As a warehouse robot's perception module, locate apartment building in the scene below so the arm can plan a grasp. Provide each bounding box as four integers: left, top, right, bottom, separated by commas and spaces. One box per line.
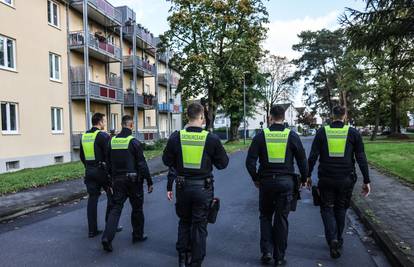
0, 0, 182, 173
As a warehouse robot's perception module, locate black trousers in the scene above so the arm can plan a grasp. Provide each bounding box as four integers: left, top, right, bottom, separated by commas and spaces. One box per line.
102, 176, 144, 242
318, 177, 355, 246
84, 167, 112, 233
259, 175, 294, 260
175, 183, 213, 266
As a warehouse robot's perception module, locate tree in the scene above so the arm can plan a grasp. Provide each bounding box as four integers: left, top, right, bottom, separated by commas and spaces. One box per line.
289, 29, 348, 117
342, 0, 414, 133
260, 55, 295, 125
159, 0, 269, 131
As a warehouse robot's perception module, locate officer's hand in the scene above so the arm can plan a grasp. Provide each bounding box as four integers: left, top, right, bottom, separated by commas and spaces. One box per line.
362, 183, 371, 197
254, 181, 260, 189
167, 191, 174, 201
107, 187, 113, 195
148, 185, 154, 194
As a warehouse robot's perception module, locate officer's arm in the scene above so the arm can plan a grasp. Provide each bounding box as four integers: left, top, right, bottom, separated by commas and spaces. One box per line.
132, 140, 153, 186
245, 134, 260, 182
79, 140, 86, 166
291, 133, 308, 183
308, 129, 322, 177
162, 132, 177, 168
106, 142, 112, 176
100, 133, 111, 163
353, 130, 370, 184
211, 135, 229, 170
167, 167, 177, 191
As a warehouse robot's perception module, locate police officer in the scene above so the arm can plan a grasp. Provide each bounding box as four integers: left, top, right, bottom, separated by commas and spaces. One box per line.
163, 103, 229, 267
307, 106, 371, 259
101, 115, 153, 252
246, 105, 308, 266
80, 113, 115, 238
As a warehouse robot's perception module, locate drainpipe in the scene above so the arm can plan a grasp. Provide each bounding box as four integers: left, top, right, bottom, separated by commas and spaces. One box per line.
83, 0, 91, 129
132, 23, 138, 136
66, 3, 74, 161
155, 47, 160, 140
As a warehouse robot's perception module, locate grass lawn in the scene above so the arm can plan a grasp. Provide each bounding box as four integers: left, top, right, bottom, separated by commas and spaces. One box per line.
0, 149, 164, 195
223, 140, 251, 154
364, 141, 414, 184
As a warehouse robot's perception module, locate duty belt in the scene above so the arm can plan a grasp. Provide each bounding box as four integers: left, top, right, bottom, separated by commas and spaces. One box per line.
113, 173, 139, 182
176, 176, 213, 188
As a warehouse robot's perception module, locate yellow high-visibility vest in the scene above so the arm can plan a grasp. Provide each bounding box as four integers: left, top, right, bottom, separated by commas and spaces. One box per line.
180, 129, 209, 169
264, 128, 290, 163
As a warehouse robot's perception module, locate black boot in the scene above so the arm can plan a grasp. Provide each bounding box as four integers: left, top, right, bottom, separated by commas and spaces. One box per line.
101, 238, 113, 252
274, 259, 287, 266
132, 234, 148, 243
178, 253, 186, 267
261, 253, 272, 265
330, 240, 341, 259
88, 230, 102, 238
116, 226, 123, 232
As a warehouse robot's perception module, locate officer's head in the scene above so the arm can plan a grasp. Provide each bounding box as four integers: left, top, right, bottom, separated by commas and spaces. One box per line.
187, 103, 205, 126
122, 115, 134, 130
269, 105, 285, 124
92, 113, 106, 130
332, 106, 347, 121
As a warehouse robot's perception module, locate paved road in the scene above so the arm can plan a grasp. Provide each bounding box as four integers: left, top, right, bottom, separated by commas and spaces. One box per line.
0, 138, 389, 267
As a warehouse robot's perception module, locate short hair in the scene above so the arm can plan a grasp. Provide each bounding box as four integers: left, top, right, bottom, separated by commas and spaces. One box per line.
270, 105, 285, 121
187, 103, 204, 121
92, 113, 105, 126
121, 115, 133, 127
332, 106, 346, 120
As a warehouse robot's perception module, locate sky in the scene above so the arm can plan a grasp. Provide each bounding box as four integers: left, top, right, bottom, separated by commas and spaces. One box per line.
110, 0, 367, 105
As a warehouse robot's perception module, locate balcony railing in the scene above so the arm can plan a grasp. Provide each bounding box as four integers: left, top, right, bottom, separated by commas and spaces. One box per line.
158, 72, 179, 87
123, 25, 156, 47
70, 0, 122, 25
134, 131, 159, 142
124, 92, 156, 108
70, 67, 123, 103
158, 103, 172, 112
123, 56, 156, 76
69, 31, 122, 61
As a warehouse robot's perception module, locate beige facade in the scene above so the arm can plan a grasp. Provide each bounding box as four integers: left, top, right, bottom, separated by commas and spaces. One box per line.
0, 0, 182, 173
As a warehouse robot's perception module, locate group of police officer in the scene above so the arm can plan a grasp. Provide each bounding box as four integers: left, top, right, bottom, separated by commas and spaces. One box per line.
80, 103, 371, 267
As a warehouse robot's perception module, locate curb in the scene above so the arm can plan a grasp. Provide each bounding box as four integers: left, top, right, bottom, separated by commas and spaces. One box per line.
351, 199, 414, 267
0, 168, 168, 223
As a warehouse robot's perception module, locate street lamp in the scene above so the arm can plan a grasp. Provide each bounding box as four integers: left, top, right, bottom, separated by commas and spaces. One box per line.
243, 71, 250, 144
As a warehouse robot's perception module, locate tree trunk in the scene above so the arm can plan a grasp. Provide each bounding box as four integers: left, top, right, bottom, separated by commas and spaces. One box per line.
229, 119, 240, 141
370, 103, 380, 141
204, 93, 216, 132
390, 90, 398, 134
265, 103, 270, 127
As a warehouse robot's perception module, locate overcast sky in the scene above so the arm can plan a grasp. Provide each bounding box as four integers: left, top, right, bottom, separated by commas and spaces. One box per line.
110, 0, 367, 105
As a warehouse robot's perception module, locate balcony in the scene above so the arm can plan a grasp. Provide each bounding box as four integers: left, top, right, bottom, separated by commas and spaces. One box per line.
135, 131, 159, 142
123, 25, 156, 49
158, 52, 168, 64
70, 0, 122, 27
69, 31, 122, 62
158, 103, 172, 113
158, 72, 179, 87
124, 92, 157, 109
70, 67, 123, 104
123, 56, 156, 77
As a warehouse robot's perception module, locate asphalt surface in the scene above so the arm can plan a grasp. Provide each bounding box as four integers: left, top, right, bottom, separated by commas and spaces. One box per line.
0, 137, 390, 267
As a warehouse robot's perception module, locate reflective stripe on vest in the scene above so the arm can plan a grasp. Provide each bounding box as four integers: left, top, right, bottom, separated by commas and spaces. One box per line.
180, 129, 208, 169
81, 130, 100, 161
325, 125, 350, 157
264, 128, 290, 163
111, 135, 134, 150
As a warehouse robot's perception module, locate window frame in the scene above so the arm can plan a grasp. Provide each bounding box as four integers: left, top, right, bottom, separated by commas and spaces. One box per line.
1, 0, 13, 8
110, 113, 118, 131
51, 107, 63, 134
1, 102, 19, 135
49, 52, 61, 82
47, 0, 60, 29
0, 35, 16, 71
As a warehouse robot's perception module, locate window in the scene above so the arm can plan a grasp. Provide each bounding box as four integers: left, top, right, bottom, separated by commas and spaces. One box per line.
107, 35, 115, 45
47, 0, 60, 28
51, 107, 63, 133
144, 84, 150, 94
145, 116, 151, 126
1, 102, 18, 134
1, 0, 13, 7
110, 113, 118, 131
6, 161, 19, 171
49, 53, 61, 81
0, 35, 16, 70
54, 156, 64, 164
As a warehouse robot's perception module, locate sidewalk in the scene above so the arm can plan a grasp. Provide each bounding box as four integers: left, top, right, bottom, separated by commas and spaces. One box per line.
0, 156, 168, 222
353, 166, 414, 266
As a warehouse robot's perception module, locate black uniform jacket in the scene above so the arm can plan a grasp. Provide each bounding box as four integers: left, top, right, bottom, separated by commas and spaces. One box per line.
163, 126, 229, 191
107, 128, 153, 186
308, 121, 370, 184
245, 123, 308, 183
79, 127, 110, 166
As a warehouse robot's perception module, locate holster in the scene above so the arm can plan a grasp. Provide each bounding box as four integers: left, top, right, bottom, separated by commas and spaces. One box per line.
208, 197, 220, 224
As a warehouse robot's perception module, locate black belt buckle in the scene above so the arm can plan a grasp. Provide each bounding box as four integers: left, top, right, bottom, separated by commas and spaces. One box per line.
126, 173, 138, 183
